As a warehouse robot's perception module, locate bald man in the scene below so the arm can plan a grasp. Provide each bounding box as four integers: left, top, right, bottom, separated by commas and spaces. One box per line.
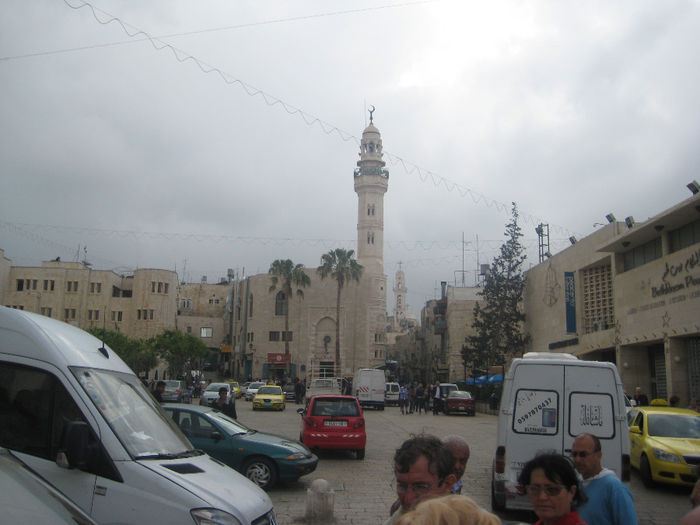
572, 433, 637, 525
443, 435, 470, 494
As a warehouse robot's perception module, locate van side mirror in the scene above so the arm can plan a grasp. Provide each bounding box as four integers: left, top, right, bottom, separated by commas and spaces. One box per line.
57, 421, 90, 469
628, 425, 641, 434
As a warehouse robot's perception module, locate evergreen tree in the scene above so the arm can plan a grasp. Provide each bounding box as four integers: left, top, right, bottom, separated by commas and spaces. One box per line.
463, 203, 530, 375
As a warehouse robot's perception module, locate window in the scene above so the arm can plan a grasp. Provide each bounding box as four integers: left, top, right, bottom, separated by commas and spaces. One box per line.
66, 281, 78, 292
282, 331, 293, 342
180, 299, 192, 309
164, 283, 169, 294
111, 311, 123, 322
149, 309, 154, 320
151, 282, 156, 293
187, 326, 192, 333
16, 279, 23, 291
622, 238, 662, 272
582, 264, 614, 334
31, 280, 37, 290
269, 331, 280, 341
43, 280, 54, 291
200, 327, 213, 338
248, 295, 254, 317
90, 282, 102, 293
157, 282, 163, 293
88, 310, 100, 321
247, 332, 254, 343
40, 307, 52, 317
64, 309, 76, 320
275, 291, 287, 316
669, 218, 700, 253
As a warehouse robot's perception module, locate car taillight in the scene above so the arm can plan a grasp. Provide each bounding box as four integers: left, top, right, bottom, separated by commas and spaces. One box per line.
621, 453, 631, 482
303, 416, 318, 428
495, 446, 505, 474
175, 389, 181, 394
353, 418, 365, 429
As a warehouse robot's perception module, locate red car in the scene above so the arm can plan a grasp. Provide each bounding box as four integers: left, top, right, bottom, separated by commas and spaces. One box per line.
297, 395, 366, 459
444, 390, 475, 416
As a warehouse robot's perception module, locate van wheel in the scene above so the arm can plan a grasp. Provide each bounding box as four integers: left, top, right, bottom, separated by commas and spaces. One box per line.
491, 482, 505, 512
243, 457, 277, 490
356, 449, 365, 460
640, 455, 655, 488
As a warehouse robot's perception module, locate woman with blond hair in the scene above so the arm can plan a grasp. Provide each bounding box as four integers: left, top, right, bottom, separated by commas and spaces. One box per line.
396, 495, 501, 525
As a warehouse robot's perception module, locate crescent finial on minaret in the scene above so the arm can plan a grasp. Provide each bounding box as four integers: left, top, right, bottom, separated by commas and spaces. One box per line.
369, 105, 375, 124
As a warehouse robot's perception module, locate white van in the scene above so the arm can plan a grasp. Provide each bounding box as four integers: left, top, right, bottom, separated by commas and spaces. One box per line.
0, 307, 276, 525
491, 352, 630, 512
385, 382, 400, 406
305, 377, 342, 400
354, 368, 385, 410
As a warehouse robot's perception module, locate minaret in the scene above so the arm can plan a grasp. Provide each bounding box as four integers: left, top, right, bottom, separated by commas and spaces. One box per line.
393, 263, 407, 331
354, 106, 388, 275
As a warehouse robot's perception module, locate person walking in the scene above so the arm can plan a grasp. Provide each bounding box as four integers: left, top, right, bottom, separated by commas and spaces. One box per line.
399, 383, 409, 415
211, 386, 237, 419
634, 386, 649, 407
572, 433, 637, 525
415, 383, 425, 414
432, 381, 442, 415
153, 381, 166, 403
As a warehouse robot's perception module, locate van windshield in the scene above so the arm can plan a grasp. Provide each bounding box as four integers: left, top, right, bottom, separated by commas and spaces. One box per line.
72, 367, 192, 458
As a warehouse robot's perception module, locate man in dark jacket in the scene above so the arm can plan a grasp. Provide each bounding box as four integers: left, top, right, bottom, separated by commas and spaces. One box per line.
211, 387, 237, 419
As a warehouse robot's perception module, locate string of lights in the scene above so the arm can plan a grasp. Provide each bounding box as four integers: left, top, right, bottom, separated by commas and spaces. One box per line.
50, 0, 579, 239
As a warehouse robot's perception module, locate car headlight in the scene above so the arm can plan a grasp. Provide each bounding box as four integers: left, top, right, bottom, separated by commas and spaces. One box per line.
653, 448, 681, 463
284, 452, 307, 460
190, 508, 243, 525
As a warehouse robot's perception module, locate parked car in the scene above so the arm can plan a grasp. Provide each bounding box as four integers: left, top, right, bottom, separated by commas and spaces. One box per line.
164, 404, 317, 490
385, 382, 400, 406
245, 381, 266, 401
161, 379, 192, 403
628, 406, 700, 487
253, 385, 286, 411
1, 447, 99, 524
199, 381, 236, 406
297, 395, 366, 459
282, 383, 296, 401
444, 390, 475, 416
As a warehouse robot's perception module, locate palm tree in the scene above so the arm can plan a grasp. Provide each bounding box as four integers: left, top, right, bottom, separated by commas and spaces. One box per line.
268, 260, 311, 372
317, 248, 363, 376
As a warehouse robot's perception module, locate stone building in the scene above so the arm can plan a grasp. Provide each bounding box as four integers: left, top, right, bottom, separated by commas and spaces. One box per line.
524, 189, 700, 403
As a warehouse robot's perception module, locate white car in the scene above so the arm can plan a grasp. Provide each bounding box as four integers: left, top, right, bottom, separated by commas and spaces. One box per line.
245, 381, 266, 401
199, 382, 236, 406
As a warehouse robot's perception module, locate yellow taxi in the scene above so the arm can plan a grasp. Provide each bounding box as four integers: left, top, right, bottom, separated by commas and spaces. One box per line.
226, 381, 242, 398
628, 406, 700, 487
253, 385, 286, 411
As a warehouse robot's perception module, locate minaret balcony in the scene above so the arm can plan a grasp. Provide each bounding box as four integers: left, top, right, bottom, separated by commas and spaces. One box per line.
354, 167, 389, 178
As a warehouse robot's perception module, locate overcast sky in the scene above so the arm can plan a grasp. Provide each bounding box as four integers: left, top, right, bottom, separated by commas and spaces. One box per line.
1, 0, 698, 317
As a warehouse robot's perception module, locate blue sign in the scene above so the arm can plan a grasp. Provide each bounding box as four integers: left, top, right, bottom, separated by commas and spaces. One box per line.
565, 272, 576, 333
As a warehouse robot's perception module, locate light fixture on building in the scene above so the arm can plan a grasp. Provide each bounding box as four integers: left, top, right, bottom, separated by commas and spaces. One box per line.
569, 236, 577, 245
625, 216, 635, 229
622, 362, 629, 369
688, 180, 700, 195
654, 224, 664, 232
606, 213, 616, 223
621, 241, 631, 248
674, 355, 681, 363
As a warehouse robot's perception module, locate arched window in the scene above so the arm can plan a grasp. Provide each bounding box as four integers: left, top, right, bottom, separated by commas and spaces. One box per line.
275, 291, 287, 316
248, 294, 254, 317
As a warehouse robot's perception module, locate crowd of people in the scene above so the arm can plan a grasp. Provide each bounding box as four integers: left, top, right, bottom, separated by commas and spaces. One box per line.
383, 431, 648, 525
397, 381, 447, 415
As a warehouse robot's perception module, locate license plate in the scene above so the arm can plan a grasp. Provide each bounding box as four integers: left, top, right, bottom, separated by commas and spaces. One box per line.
325, 420, 347, 427
458, 406, 466, 411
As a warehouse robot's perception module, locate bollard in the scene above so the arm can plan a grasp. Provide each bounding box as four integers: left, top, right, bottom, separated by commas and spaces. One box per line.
305, 478, 334, 521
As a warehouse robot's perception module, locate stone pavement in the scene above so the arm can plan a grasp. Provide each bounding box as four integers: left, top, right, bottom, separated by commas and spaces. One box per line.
236, 400, 693, 525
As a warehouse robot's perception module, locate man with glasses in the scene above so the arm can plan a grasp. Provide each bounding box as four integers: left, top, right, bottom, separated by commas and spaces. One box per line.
571, 433, 637, 525
384, 434, 456, 525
